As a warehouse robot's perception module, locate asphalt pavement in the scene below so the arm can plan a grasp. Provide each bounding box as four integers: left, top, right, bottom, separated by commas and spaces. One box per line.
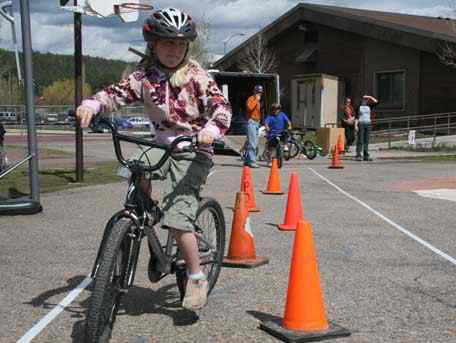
1, 135, 456, 342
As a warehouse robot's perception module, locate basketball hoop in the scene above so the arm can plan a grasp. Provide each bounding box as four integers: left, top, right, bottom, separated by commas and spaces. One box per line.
119, 2, 153, 11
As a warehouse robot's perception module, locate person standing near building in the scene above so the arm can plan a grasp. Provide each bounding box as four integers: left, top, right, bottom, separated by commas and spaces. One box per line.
244, 85, 264, 168
341, 97, 355, 152
355, 95, 378, 161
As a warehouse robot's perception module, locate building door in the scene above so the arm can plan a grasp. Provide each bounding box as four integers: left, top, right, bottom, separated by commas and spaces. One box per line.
292, 77, 319, 128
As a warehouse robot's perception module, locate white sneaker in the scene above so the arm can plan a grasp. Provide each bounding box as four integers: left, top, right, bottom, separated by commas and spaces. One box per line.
182, 279, 208, 311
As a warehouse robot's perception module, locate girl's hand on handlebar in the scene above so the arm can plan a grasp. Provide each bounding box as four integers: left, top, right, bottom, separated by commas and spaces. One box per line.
198, 129, 215, 145
76, 105, 95, 128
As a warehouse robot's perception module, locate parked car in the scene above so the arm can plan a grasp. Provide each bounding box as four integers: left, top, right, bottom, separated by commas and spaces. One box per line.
90, 121, 110, 133
0, 111, 17, 123
129, 116, 150, 128
113, 117, 133, 130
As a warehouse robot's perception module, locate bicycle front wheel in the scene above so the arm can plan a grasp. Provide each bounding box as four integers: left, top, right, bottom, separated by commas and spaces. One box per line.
304, 140, 318, 160
85, 218, 136, 343
176, 198, 226, 300
283, 140, 299, 161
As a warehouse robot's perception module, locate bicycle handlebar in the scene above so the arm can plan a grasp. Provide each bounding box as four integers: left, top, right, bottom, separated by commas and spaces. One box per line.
68, 110, 196, 173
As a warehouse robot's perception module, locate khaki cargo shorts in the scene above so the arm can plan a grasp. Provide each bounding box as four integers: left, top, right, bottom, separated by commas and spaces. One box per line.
118, 148, 213, 232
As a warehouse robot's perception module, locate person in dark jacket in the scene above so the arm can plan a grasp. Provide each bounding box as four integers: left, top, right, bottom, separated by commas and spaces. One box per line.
341, 97, 355, 152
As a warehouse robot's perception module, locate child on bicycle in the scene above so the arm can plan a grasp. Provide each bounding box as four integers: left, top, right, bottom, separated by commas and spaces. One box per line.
264, 103, 291, 162
76, 7, 232, 311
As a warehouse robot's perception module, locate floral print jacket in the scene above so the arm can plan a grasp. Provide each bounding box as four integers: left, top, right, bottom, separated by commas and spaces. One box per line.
82, 59, 232, 149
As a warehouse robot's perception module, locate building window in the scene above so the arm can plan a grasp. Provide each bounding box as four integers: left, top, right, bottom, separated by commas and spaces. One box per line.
375, 71, 405, 109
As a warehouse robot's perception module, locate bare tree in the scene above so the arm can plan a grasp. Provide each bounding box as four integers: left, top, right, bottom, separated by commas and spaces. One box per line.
237, 34, 278, 73
436, 2, 456, 67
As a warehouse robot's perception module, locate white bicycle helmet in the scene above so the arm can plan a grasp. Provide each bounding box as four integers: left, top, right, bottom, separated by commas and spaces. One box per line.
143, 7, 197, 42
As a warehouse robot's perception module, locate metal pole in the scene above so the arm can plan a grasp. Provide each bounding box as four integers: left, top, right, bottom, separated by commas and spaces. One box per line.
74, 3, 83, 182
18, 0, 40, 201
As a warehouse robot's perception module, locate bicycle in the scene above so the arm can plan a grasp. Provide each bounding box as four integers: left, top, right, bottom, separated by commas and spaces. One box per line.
239, 125, 265, 164
260, 133, 285, 168
84, 117, 226, 343
283, 130, 325, 160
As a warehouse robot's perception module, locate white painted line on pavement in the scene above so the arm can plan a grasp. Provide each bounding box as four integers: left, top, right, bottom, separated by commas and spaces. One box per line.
17, 275, 92, 343
309, 168, 456, 266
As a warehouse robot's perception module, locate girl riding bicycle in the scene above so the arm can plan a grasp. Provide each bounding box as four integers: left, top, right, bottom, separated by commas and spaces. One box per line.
76, 7, 232, 311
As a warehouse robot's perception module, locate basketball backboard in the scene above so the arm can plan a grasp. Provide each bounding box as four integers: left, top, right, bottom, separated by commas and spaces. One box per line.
59, 0, 150, 22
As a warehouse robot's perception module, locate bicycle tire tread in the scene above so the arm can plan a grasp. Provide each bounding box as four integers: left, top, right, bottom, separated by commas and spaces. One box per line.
85, 218, 131, 343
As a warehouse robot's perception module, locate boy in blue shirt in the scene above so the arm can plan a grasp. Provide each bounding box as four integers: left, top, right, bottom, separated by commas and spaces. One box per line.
264, 103, 291, 160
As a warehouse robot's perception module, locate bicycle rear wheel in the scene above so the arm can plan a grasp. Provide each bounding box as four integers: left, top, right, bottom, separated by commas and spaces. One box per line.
176, 198, 226, 301
85, 218, 136, 343
303, 140, 318, 160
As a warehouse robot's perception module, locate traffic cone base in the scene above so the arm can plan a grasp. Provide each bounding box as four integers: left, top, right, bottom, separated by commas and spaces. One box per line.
261, 190, 284, 195
223, 256, 269, 268
259, 319, 351, 343
278, 223, 296, 231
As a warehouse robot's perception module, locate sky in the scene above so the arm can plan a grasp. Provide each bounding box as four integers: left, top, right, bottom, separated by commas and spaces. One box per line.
0, 0, 453, 63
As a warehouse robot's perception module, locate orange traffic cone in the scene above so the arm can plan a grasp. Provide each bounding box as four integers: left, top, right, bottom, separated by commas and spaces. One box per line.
259, 220, 351, 341
337, 133, 345, 155
278, 173, 304, 231
241, 166, 260, 212
261, 158, 284, 195
223, 192, 269, 268
328, 144, 344, 169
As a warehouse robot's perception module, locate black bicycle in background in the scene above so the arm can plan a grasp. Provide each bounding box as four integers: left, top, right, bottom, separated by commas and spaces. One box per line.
83, 117, 226, 343
283, 129, 325, 161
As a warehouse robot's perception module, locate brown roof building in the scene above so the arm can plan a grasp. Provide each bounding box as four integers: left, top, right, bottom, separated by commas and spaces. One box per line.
213, 3, 456, 124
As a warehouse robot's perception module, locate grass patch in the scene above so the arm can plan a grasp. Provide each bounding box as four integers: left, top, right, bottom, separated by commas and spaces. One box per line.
0, 161, 123, 199
4, 144, 73, 159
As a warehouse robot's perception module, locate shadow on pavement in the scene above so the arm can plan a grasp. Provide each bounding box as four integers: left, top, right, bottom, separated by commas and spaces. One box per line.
69, 282, 198, 342
246, 310, 282, 324
24, 275, 88, 315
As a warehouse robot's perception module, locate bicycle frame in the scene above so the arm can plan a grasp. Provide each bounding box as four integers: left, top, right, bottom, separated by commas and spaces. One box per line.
88, 116, 218, 286
88, 117, 196, 283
